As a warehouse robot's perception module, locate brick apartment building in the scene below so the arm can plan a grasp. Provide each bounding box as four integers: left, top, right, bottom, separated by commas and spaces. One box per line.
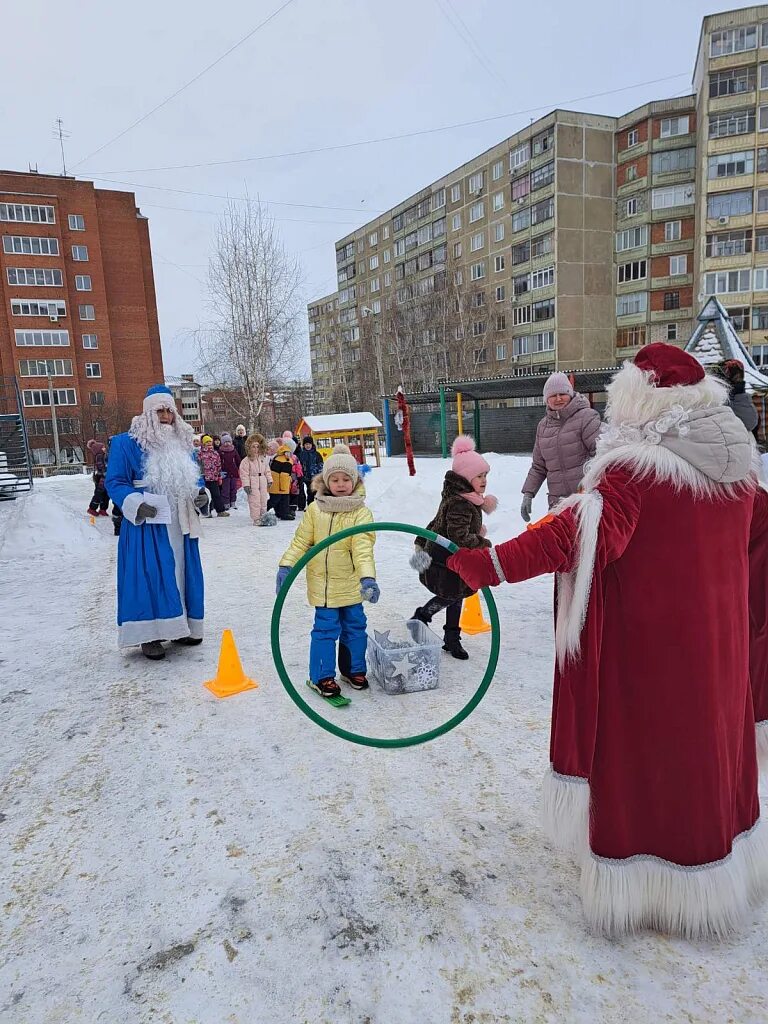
308, 4, 768, 413
0, 170, 164, 464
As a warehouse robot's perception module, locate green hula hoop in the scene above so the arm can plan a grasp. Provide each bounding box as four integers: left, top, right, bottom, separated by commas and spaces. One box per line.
270, 521, 501, 748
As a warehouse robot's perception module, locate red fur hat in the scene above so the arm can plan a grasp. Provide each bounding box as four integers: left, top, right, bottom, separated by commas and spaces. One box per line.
634, 343, 705, 388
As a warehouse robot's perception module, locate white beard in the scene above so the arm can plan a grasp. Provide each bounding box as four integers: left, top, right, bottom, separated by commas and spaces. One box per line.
143, 436, 200, 500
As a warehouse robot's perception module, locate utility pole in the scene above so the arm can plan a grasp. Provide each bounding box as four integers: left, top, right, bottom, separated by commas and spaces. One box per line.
47, 373, 61, 467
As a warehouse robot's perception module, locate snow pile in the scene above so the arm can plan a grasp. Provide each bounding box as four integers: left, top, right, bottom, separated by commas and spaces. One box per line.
0, 474, 110, 561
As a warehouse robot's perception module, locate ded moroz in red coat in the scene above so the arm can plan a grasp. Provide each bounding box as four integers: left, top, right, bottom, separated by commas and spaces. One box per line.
448, 343, 768, 939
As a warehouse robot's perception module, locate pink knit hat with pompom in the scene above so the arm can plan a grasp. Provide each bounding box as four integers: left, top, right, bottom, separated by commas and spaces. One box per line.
451, 435, 490, 481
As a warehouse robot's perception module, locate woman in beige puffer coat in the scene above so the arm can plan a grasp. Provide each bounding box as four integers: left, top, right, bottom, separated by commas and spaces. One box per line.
521, 372, 601, 521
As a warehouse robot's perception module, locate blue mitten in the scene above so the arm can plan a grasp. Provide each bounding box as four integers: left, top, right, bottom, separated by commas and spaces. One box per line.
276, 566, 291, 595
360, 578, 380, 603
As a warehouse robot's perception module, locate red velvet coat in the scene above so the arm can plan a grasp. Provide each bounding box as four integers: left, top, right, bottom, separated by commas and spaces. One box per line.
448, 466, 768, 935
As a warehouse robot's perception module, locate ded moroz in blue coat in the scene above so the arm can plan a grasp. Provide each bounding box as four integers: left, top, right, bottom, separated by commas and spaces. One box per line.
106, 432, 205, 648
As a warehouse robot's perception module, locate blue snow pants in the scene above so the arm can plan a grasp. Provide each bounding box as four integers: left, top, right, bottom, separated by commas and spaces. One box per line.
309, 603, 368, 683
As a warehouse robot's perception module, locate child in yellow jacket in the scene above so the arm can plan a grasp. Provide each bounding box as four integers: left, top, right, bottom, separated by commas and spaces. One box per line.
276, 445, 378, 699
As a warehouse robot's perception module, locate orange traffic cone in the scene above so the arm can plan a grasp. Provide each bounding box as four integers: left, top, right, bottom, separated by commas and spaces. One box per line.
204, 630, 259, 698
459, 593, 491, 635
89, 515, 96, 525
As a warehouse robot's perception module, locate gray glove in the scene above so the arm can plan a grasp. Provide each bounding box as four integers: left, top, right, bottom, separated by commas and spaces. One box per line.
243, 486, 252, 496
137, 501, 158, 520
520, 494, 533, 523
193, 493, 208, 509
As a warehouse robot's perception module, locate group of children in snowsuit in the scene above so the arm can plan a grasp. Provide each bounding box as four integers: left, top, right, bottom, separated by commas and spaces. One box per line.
276, 435, 495, 698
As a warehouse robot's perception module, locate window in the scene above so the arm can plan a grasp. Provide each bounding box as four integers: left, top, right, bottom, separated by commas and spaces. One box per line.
81, 334, 98, 350
625, 164, 638, 182
68, 214, 85, 231
84, 362, 102, 378
370, 277, 380, 292
451, 213, 461, 232
708, 150, 755, 178
532, 130, 553, 157
394, 238, 405, 256
90, 391, 105, 405
417, 225, 432, 246
337, 241, 355, 263
660, 116, 689, 139
533, 330, 555, 352
71, 245, 88, 261
531, 197, 553, 225
472, 321, 486, 337
759, 189, 768, 213
0, 203, 55, 223
707, 190, 753, 218
616, 292, 647, 316
473, 348, 487, 364
451, 182, 461, 203
18, 358, 73, 377
512, 175, 530, 201
762, 64, 768, 90
710, 67, 757, 97
617, 325, 647, 348
455, 325, 464, 340
513, 272, 529, 297
492, 191, 504, 212
383, 249, 390, 264
626, 198, 638, 217
496, 341, 507, 357
454, 269, 463, 286
369, 255, 379, 270
652, 185, 694, 209
384, 271, 392, 287
511, 142, 530, 170
666, 323, 678, 341
79, 304, 95, 320
652, 148, 696, 174
357, 239, 365, 253
513, 305, 531, 326
471, 232, 485, 252
372, 299, 381, 314
432, 188, 446, 209
753, 308, 768, 331
754, 343, 768, 365
470, 262, 486, 280
405, 232, 417, 251
617, 260, 647, 283
531, 233, 554, 259
754, 268, 768, 292
669, 255, 688, 276
757, 228, 768, 253
665, 220, 681, 242
6, 267, 62, 286
383, 225, 389, 240
75, 275, 92, 291
512, 240, 530, 264
531, 266, 554, 289
495, 285, 506, 301
469, 201, 485, 223
513, 335, 530, 355
22, 388, 76, 406
494, 223, 505, 243
469, 171, 484, 193
532, 298, 555, 322
530, 160, 554, 191
495, 255, 505, 273
512, 208, 531, 233
710, 26, 757, 57
471, 291, 486, 308
709, 109, 755, 138
451, 242, 461, 260
11, 298, 66, 317
3, 235, 59, 256
728, 307, 750, 331
14, 329, 69, 347
492, 160, 504, 181
704, 269, 751, 294
664, 291, 680, 310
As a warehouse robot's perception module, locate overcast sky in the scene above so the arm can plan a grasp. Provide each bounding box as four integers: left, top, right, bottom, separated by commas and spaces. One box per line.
4, 0, 728, 378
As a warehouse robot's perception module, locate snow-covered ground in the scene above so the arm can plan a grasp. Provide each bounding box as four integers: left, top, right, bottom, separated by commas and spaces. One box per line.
1, 457, 767, 1024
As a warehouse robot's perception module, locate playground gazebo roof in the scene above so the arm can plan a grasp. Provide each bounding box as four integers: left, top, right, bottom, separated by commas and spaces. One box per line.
384, 367, 620, 405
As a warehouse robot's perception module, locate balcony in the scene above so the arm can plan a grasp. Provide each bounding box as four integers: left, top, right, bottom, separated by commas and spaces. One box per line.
650, 132, 697, 153
617, 139, 650, 163
651, 239, 695, 256
650, 273, 693, 290
650, 203, 695, 223
650, 307, 693, 323
617, 176, 648, 197
708, 91, 758, 114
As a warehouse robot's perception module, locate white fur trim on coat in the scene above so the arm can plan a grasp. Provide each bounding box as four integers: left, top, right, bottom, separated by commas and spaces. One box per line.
553, 490, 603, 669
541, 767, 590, 855
757, 721, 768, 775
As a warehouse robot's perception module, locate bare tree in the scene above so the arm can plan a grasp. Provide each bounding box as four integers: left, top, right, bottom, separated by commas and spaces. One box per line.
196, 200, 303, 431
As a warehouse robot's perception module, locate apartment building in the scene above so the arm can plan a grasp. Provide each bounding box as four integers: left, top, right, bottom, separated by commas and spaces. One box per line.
693, 6, 768, 366
614, 97, 698, 357
167, 374, 203, 431
310, 110, 616, 411
0, 170, 163, 464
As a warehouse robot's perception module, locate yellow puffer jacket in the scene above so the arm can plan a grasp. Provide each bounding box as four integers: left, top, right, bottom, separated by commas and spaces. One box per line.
279, 479, 376, 608
269, 446, 294, 495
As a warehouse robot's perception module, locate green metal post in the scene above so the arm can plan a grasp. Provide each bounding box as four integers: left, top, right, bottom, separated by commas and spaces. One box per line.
473, 398, 481, 451
439, 386, 448, 458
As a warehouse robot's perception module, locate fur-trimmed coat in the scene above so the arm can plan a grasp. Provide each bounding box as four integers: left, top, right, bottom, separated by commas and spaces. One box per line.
415, 470, 492, 601
447, 362, 768, 940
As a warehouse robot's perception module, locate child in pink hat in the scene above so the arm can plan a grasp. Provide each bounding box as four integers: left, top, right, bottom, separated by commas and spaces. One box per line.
411, 435, 497, 659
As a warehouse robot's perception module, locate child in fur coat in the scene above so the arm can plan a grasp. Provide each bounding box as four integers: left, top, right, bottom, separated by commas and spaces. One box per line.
239, 433, 273, 525
412, 435, 497, 659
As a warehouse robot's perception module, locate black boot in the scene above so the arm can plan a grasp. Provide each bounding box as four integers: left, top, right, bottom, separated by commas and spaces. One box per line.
442, 626, 469, 660
411, 606, 431, 625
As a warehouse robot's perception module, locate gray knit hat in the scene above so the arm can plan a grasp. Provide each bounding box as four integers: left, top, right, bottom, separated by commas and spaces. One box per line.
321, 444, 359, 486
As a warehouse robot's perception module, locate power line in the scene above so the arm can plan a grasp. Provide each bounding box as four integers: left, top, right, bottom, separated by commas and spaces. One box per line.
92, 177, 382, 215
85, 70, 690, 175
71, 0, 299, 170
140, 201, 370, 227
434, 0, 505, 88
